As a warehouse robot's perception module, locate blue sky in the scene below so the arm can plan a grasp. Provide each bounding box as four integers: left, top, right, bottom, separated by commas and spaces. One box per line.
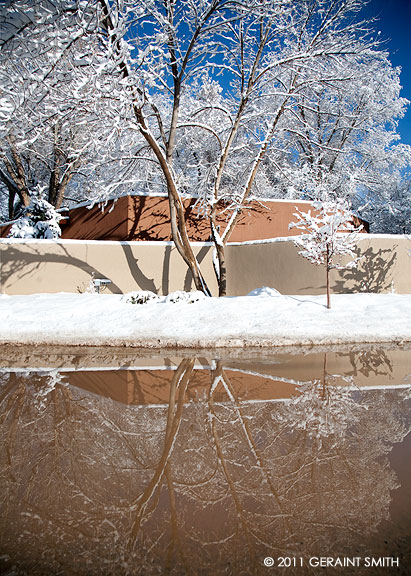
366, 0, 411, 146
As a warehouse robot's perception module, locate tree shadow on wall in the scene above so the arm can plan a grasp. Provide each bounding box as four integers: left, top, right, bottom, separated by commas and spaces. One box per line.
184, 244, 211, 292
1, 243, 124, 293
121, 244, 158, 293
334, 245, 398, 294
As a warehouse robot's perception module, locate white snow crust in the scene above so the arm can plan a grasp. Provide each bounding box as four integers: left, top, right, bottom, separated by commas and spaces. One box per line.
0, 291, 410, 348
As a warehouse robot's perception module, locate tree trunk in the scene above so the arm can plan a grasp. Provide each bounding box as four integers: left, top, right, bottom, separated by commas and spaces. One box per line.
210, 207, 228, 296
98, 0, 212, 296
8, 187, 16, 220
322, 352, 328, 399
216, 244, 227, 297
167, 192, 211, 295
326, 246, 331, 309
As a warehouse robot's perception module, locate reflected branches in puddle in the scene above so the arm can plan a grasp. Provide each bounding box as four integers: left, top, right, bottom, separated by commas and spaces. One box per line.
275, 353, 366, 446
337, 348, 394, 379
0, 353, 411, 575
276, 378, 366, 446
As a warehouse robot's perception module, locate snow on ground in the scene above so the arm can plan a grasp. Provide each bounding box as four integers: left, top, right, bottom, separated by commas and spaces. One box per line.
0, 289, 410, 348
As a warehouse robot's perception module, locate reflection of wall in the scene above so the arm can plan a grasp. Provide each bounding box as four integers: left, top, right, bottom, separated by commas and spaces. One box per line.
1, 235, 409, 295
65, 347, 411, 406
67, 368, 299, 405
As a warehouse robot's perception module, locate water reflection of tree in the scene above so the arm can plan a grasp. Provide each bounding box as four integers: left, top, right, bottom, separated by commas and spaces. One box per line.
274, 354, 365, 447
0, 361, 410, 575
337, 348, 394, 379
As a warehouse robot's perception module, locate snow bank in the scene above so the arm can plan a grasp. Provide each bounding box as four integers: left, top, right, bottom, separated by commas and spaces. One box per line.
0, 291, 410, 349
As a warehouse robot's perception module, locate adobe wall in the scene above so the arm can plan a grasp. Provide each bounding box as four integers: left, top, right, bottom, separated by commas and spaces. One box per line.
57, 196, 321, 242
0, 239, 218, 296
1, 235, 409, 296
226, 235, 411, 295
2, 196, 366, 243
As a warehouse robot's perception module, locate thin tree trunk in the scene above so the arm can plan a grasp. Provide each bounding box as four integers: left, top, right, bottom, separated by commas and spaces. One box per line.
8, 188, 16, 219
128, 358, 194, 549
216, 245, 227, 298
322, 352, 328, 398
211, 86, 295, 296
326, 246, 331, 309
2, 139, 31, 208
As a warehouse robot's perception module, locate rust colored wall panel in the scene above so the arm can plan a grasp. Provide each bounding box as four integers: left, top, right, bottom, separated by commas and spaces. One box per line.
60, 196, 130, 241
1, 195, 368, 242
58, 196, 320, 242
0, 224, 11, 238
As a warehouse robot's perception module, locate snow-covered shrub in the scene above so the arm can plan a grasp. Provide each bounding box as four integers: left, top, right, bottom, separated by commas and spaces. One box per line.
8, 196, 62, 239
126, 290, 160, 304
125, 290, 207, 305
76, 273, 99, 294
87, 273, 98, 294
165, 290, 207, 304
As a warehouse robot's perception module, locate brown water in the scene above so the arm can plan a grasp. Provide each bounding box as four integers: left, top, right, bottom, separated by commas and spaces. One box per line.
0, 345, 410, 575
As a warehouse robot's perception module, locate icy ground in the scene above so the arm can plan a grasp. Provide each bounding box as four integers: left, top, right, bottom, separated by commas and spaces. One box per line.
0, 289, 410, 348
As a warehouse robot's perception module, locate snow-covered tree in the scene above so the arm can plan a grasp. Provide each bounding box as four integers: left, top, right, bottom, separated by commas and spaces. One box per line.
364, 177, 411, 234
269, 47, 411, 204
1, 0, 409, 295
92, 0, 410, 295
289, 199, 362, 308
8, 193, 63, 239
0, 0, 136, 220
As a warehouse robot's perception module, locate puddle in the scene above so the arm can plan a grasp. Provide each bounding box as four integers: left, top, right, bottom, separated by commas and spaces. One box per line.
0, 345, 410, 575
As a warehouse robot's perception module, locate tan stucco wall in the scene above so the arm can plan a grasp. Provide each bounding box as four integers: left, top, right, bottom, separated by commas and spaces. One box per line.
226, 235, 411, 295
1, 235, 409, 296
0, 239, 218, 296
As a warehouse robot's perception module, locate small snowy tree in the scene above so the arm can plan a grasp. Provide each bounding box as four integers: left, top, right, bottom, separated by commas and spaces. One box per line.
8, 193, 63, 239
289, 200, 362, 308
